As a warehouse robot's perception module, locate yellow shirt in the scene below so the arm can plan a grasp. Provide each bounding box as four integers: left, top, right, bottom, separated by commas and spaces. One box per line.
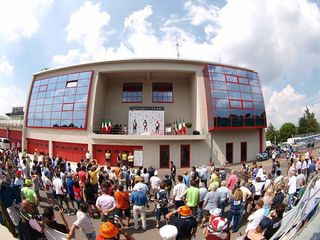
89, 168, 99, 185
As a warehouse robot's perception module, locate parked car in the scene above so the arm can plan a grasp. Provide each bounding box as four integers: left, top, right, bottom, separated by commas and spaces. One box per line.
256, 151, 268, 161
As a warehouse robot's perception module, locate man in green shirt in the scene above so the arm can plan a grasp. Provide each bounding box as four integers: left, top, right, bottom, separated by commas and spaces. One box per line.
122, 151, 128, 166
21, 179, 39, 214
183, 180, 200, 217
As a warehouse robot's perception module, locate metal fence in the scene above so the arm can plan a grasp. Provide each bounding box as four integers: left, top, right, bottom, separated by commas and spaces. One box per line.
0, 119, 23, 128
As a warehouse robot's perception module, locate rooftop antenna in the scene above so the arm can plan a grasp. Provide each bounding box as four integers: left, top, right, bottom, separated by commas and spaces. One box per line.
176, 37, 180, 58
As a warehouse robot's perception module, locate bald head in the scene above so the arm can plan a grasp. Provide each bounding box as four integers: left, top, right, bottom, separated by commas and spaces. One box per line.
22, 199, 32, 213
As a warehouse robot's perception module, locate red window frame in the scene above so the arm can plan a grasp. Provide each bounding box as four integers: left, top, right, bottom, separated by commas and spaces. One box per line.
159, 145, 170, 168
180, 144, 190, 168
122, 82, 143, 103
62, 103, 74, 111
241, 142, 247, 162
152, 82, 173, 103
39, 85, 48, 92
203, 64, 267, 130
66, 80, 78, 88
226, 142, 233, 164
26, 71, 93, 130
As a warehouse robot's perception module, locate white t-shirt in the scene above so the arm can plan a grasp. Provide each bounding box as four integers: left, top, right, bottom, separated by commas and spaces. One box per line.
296, 161, 302, 171
240, 186, 252, 202
74, 211, 95, 234
85, 152, 91, 160
150, 176, 161, 189
173, 183, 187, 201
141, 173, 149, 184
253, 181, 264, 196
296, 174, 305, 189
96, 194, 116, 211
43, 176, 53, 193
132, 182, 149, 194
52, 178, 64, 195
302, 161, 307, 170
245, 208, 264, 232
288, 175, 297, 194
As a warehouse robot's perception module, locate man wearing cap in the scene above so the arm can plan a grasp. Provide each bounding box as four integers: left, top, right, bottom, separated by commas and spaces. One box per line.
130, 184, 148, 230
14, 170, 24, 188
21, 179, 39, 214
150, 170, 161, 190
166, 205, 197, 240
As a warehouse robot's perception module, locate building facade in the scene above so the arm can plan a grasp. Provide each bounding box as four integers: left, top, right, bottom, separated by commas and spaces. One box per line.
23, 59, 266, 168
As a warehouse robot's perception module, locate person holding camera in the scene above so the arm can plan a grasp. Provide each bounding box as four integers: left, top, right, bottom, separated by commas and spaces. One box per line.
43, 206, 69, 233
165, 205, 197, 240
66, 202, 96, 240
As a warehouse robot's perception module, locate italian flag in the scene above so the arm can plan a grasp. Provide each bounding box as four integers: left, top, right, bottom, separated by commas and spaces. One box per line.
178, 119, 183, 134
182, 119, 186, 134
102, 120, 107, 134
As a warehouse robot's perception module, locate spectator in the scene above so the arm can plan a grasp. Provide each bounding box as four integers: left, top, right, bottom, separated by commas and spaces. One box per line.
183, 180, 200, 217
227, 188, 243, 233
226, 170, 238, 191
114, 185, 130, 227
66, 202, 96, 240
165, 206, 197, 240
217, 180, 230, 217
245, 199, 265, 233
155, 182, 169, 228
264, 204, 286, 239
245, 217, 272, 240
52, 173, 71, 214
43, 206, 69, 233
172, 175, 187, 209
287, 170, 297, 208
96, 183, 116, 222
201, 183, 220, 228
130, 184, 148, 231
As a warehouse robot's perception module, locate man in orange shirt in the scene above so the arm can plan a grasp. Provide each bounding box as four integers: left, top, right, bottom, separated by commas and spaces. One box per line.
115, 163, 121, 180
114, 185, 130, 227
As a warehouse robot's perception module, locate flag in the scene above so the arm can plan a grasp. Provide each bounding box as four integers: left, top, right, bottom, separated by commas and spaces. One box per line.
102, 120, 106, 134
175, 119, 178, 134
182, 119, 186, 134
107, 120, 112, 133
178, 119, 182, 134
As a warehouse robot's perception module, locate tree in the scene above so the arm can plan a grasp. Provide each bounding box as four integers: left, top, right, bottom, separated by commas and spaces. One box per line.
266, 123, 279, 144
279, 122, 297, 142
298, 107, 319, 134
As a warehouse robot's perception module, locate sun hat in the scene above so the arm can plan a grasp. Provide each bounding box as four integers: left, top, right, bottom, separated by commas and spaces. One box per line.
99, 222, 119, 238
209, 208, 222, 217
154, 171, 158, 176
210, 216, 227, 232
179, 206, 191, 216
16, 170, 22, 175
159, 225, 178, 240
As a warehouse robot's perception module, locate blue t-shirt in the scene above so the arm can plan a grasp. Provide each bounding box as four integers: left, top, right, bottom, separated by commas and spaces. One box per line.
66, 178, 75, 195
130, 191, 147, 206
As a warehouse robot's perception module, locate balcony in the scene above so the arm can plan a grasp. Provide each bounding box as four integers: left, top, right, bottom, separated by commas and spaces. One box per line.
89, 126, 206, 141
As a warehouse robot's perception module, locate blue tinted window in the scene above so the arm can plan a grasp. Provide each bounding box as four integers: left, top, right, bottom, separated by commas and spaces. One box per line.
229, 91, 241, 99
213, 81, 227, 90
214, 90, 228, 99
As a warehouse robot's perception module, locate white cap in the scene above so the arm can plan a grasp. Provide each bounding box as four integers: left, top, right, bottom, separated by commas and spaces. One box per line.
154, 171, 158, 176
209, 208, 222, 217
159, 225, 178, 240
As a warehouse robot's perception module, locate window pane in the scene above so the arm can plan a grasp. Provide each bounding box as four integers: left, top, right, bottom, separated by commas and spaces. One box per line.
73, 111, 85, 119
240, 85, 251, 92
43, 105, 52, 112
51, 111, 61, 119
79, 72, 92, 79
53, 96, 63, 103
209, 65, 224, 73
231, 116, 243, 126
75, 95, 87, 102
52, 104, 62, 111
63, 103, 73, 111
228, 91, 241, 100
56, 82, 65, 89
226, 75, 237, 82
237, 70, 247, 77
215, 99, 229, 108
76, 87, 89, 95
47, 84, 56, 90
250, 80, 260, 86
58, 75, 67, 82
213, 90, 228, 99
41, 120, 51, 127
227, 83, 240, 91
251, 86, 261, 94
61, 120, 73, 126
42, 112, 51, 120
55, 89, 65, 96
74, 102, 86, 111
239, 77, 249, 84
68, 73, 78, 81
241, 92, 252, 100
40, 79, 48, 85
230, 109, 243, 117
225, 68, 237, 75
51, 119, 61, 127
244, 117, 255, 126
215, 117, 230, 127
215, 108, 230, 117
66, 81, 78, 88
252, 94, 263, 101
211, 73, 225, 81
63, 95, 75, 103
73, 120, 85, 128
44, 98, 53, 105
39, 85, 47, 91
243, 101, 253, 109
230, 100, 242, 108
62, 111, 73, 120
37, 98, 44, 105
65, 88, 76, 95
48, 77, 57, 84
35, 105, 43, 112
253, 102, 265, 110
213, 81, 227, 90
37, 92, 45, 98
78, 79, 89, 87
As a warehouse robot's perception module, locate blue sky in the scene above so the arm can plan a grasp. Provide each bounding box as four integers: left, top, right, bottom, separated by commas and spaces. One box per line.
0, 0, 320, 128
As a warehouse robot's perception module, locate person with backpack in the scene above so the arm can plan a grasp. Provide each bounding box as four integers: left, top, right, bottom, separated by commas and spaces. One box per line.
155, 182, 169, 228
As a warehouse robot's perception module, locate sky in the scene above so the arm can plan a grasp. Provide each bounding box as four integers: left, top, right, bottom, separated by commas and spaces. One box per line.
0, 0, 320, 128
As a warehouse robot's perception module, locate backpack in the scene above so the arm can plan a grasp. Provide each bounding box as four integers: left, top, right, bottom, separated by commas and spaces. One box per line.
157, 190, 168, 208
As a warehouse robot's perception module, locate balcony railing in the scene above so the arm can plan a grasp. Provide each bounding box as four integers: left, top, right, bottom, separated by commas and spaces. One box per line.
0, 119, 24, 128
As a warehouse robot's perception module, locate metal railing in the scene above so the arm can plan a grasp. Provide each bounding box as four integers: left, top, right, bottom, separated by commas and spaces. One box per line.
270, 173, 320, 240
0, 119, 23, 128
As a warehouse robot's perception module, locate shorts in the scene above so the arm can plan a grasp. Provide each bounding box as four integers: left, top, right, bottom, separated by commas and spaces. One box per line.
116, 208, 130, 218
46, 192, 54, 200
69, 194, 75, 202
156, 207, 168, 220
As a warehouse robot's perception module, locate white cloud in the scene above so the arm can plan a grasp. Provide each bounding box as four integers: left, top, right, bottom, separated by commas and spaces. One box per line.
0, 56, 14, 77
184, 0, 219, 26
263, 85, 307, 127
0, 87, 25, 114
0, 0, 54, 41
124, 5, 153, 33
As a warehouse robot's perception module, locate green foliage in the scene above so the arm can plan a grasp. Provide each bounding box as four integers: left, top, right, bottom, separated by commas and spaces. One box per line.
266, 123, 279, 143
279, 122, 297, 142
185, 122, 192, 128
297, 107, 319, 134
